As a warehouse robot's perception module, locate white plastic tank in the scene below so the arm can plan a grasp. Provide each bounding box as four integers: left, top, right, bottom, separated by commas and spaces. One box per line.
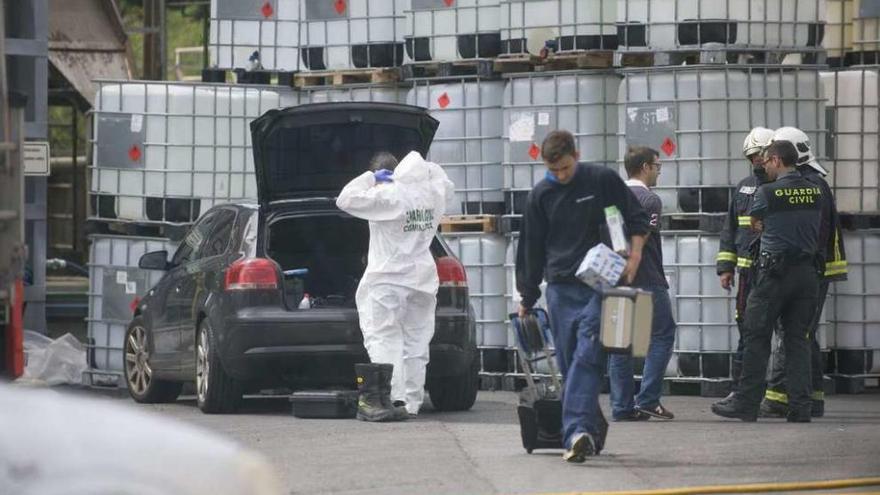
210, 0, 303, 71
442, 233, 509, 348
210, 0, 406, 71
825, 0, 855, 64
500, 0, 617, 56
821, 69, 880, 214
852, 0, 880, 57
405, 0, 502, 62
302, 83, 406, 104
91, 81, 297, 224
827, 232, 880, 358
616, 0, 826, 52
407, 78, 504, 215
87, 235, 179, 385
619, 66, 825, 215
503, 71, 620, 215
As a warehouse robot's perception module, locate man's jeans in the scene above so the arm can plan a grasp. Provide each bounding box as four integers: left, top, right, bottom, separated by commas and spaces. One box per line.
545, 282, 605, 449
608, 287, 677, 419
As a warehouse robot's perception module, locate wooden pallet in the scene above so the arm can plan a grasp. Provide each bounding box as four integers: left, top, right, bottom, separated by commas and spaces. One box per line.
293, 67, 400, 87
400, 59, 496, 80
440, 214, 498, 233
494, 50, 615, 73
615, 47, 827, 67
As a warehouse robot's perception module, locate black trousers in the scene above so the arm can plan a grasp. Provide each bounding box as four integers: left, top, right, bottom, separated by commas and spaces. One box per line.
765, 281, 829, 403
737, 262, 819, 414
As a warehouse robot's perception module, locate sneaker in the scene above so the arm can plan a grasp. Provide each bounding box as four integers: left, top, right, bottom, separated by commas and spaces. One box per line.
613, 410, 650, 422
711, 399, 758, 422
759, 399, 789, 418
637, 403, 675, 420
562, 432, 596, 463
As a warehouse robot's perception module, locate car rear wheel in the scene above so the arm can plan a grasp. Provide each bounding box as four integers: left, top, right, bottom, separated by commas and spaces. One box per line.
196, 318, 241, 414
124, 317, 182, 403
428, 349, 479, 412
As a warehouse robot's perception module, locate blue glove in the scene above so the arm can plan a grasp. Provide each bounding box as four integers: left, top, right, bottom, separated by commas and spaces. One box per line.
374, 169, 394, 183
544, 170, 559, 184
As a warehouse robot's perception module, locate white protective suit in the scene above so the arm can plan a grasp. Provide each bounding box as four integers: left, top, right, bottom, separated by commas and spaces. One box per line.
336, 151, 455, 414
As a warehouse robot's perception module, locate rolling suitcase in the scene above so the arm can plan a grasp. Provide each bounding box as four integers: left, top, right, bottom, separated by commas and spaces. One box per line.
511, 308, 608, 454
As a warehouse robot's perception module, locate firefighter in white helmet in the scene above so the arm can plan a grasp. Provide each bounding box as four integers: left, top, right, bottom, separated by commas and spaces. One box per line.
715, 127, 775, 399
760, 127, 848, 419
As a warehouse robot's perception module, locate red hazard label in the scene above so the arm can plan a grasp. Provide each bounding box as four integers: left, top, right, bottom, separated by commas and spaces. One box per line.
129, 296, 141, 314
437, 92, 450, 109
443, 0, 455, 6
128, 145, 142, 162
334, 0, 346, 14
528, 143, 541, 160
661, 137, 676, 157
261, 1, 274, 18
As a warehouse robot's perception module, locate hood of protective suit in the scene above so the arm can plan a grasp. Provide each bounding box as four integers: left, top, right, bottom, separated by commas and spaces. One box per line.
336, 152, 455, 294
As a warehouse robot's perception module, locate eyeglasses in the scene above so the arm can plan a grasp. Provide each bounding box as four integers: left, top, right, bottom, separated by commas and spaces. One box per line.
649, 161, 662, 170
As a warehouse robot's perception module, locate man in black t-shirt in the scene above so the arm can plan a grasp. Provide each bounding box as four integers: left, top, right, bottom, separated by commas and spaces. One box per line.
608, 147, 677, 422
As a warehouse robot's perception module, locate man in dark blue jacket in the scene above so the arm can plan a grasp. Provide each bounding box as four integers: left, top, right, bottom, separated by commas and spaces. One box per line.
516, 130, 650, 463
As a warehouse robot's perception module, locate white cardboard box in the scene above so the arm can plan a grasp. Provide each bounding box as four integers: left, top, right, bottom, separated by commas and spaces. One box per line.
576, 243, 626, 291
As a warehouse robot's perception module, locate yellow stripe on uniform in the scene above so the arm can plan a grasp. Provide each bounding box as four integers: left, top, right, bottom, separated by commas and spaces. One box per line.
737, 258, 753, 268
717, 252, 737, 263
737, 216, 751, 226
812, 391, 825, 400
764, 389, 788, 404
825, 260, 848, 276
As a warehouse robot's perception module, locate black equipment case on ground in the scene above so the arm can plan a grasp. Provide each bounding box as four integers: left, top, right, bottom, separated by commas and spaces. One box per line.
511, 308, 607, 454
290, 390, 358, 419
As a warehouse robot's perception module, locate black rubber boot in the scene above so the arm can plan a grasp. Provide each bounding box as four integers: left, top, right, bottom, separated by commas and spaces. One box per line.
730, 358, 743, 394
787, 408, 812, 423
377, 363, 408, 422
355, 363, 397, 422
811, 399, 824, 418
711, 397, 758, 422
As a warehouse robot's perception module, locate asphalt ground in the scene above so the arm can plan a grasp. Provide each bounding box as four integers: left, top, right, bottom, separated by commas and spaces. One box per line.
61, 388, 880, 495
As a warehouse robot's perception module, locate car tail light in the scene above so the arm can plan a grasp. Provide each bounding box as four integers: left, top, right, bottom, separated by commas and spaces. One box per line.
436, 256, 467, 287
225, 258, 279, 291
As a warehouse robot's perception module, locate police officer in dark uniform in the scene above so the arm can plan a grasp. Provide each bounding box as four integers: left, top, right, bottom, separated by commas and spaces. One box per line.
760, 128, 848, 419
716, 127, 775, 395
711, 140, 822, 423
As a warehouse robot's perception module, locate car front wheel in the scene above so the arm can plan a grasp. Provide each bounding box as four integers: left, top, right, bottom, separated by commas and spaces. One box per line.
428, 349, 479, 412
196, 318, 241, 414
125, 317, 182, 403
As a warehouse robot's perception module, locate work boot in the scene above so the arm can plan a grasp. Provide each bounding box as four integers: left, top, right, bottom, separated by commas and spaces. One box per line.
355, 363, 396, 422
811, 399, 825, 418
787, 408, 812, 423
759, 398, 789, 418
711, 397, 758, 422
730, 358, 743, 394
376, 363, 408, 422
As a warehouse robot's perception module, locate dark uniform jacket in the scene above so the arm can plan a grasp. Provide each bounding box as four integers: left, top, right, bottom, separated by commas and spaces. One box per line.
717, 174, 763, 274
749, 171, 821, 256
799, 167, 848, 281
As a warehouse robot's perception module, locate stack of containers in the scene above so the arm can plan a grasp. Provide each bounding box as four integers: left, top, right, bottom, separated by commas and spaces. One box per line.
86, 80, 298, 386
405, 0, 502, 62
615, 0, 829, 384
821, 68, 880, 383
209, 0, 407, 73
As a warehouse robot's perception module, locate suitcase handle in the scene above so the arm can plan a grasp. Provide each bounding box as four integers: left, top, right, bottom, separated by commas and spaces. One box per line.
510, 309, 562, 394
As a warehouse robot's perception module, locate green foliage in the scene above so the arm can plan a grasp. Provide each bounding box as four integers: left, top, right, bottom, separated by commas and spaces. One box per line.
118, 2, 207, 80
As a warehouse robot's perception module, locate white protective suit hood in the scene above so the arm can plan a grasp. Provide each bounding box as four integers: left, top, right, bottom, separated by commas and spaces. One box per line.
336, 151, 455, 294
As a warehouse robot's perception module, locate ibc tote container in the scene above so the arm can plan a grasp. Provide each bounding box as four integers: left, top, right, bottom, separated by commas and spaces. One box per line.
827, 232, 880, 357
500, 0, 618, 56
407, 78, 505, 215
210, 0, 406, 72
821, 69, 880, 214
850, 0, 880, 64
442, 233, 509, 348
86, 235, 178, 386
502, 71, 620, 217
825, 0, 855, 65
302, 83, 407, 104
405, 0, 503, 62
618, 65, 825, 215
90, 81, 299, 225
616, 0, 826, 54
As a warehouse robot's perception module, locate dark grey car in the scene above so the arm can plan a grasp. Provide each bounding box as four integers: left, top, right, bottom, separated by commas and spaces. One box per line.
126, 103, 479, 414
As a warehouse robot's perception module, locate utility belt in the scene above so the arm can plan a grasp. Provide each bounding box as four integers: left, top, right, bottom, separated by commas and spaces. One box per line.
756, 250, 820, 277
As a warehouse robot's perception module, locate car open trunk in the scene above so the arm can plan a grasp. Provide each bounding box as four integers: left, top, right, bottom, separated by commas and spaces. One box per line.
266, 212, 369, 309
